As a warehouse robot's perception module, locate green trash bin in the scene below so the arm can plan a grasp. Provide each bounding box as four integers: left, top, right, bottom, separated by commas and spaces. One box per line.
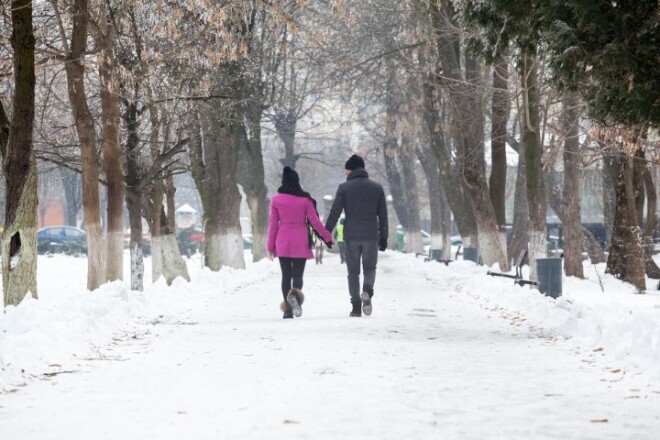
396, 229, 405, 252
536, 258, 562, 298
463, 247, 479, 263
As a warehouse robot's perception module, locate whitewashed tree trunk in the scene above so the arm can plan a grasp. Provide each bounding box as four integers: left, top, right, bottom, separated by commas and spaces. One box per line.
2, 1, 38, 306
405, 231, 424, 255
2, 157, 38, 305
528, 230, 547, 281
151, 236, 163, 282
130, 242, 144, 291
206, 229, 245, 271
158, 233, 190, 284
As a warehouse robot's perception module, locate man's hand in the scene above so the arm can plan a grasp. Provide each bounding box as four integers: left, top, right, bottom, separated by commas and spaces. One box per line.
325, 240, 333, 250
378, 239, 387, 251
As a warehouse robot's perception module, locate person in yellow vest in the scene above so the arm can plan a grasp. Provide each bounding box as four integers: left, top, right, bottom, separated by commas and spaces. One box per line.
333, 218, 346, 263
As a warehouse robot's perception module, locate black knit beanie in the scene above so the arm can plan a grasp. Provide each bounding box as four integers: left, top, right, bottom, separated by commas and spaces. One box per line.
345, 154, 365, 171
282, 166, 300, 188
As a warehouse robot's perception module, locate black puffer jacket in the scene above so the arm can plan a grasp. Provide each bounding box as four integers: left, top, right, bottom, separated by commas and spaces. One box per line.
325, 169, 388, 242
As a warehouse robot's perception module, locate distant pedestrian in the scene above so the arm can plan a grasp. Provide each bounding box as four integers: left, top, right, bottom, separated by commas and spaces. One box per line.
333, 218, 346, 263
325, 155, 388, 317
267, 167, 333, 319
314, 227, 324, 264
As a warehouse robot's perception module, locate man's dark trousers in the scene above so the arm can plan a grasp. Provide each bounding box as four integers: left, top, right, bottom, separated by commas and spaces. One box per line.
345, 240, 378, 303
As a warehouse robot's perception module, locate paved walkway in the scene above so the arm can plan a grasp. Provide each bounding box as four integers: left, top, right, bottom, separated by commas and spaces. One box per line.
2, 252, 659, 439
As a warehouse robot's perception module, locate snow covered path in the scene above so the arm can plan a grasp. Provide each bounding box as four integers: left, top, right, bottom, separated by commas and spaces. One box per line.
2, 252, 660, 439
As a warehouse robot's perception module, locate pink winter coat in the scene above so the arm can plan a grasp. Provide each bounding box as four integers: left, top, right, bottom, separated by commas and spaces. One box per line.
267, 193, 333, 259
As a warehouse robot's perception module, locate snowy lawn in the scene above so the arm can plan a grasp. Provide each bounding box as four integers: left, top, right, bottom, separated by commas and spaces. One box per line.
1, 250, 660, 439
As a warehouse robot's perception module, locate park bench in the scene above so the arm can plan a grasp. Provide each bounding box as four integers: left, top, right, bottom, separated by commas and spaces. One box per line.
486, 249, 538, 287
416, 245, 462, 266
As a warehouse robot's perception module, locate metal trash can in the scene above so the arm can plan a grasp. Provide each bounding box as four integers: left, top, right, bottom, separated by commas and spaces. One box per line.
536, 257, 562, 298
429, 249, 443, 262
463, 247, 479, 263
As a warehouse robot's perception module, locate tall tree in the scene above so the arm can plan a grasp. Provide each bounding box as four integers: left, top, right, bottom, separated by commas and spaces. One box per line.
1, 0, 38, 306
55, 0, 106, 290
92, 2, 126, 282
560, 92, 584, 278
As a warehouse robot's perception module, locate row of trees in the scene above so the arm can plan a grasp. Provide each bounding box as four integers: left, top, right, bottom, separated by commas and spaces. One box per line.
1, 0, 658, 306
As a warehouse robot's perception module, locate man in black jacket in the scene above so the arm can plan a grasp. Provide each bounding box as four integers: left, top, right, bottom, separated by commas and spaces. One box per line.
325, 155, 388, 317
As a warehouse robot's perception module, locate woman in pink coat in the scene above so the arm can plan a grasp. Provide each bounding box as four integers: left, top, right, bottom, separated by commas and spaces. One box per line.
267, 167, 333, 319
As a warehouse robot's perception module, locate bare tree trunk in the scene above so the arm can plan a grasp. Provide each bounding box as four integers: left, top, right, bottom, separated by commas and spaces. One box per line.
383, 73, 409, 230
606, 155, 646, 291
451, 55, 508, 269
124, 99, 144, 291
489, 52, 509, 230
421, 78, 477, 245
416, 143, 446, 252
400, 137, 423, 254
59, 167, 81, 226
1, 3, 38, 305
643, 166, 660, 278
126, 191, 144, 291
155, 205, 190, 285
63, 0, 105, 290
165, 175, 176, 231
508, 145, 529, 263
99, 48, 125, 282
240, 99, 269, 262
193, 66, 246, 272
521, 50, 547, 281
200, 100, 245, 270
561, 92, 584, 278
602, 153, 617, 247
274, 113, 299, 168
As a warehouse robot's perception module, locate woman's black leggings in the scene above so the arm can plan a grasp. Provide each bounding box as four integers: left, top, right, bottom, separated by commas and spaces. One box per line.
279, 257, 307, 300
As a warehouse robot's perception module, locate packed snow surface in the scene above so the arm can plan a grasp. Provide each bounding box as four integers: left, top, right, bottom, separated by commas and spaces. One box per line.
1, 251, 660, 439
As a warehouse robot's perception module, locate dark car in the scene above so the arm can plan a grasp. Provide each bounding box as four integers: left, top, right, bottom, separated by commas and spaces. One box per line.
37, 226, 87, 255
177, 227, 204, 256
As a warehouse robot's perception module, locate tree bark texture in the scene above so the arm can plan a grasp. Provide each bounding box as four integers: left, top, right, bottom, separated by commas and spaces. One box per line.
521, 50, 547, 281
1, 1, 38, 305
489, 53, 509, 230
421, 77, 477, 245
428, 1, 506, 267
560, 92, 584, 278
508, 140, 529, 263
99, 48, 125, 282
274, 112, 298, 169
399, 145, 423, 253
59, 167, 82, 226
416, 143, 446, 252
124, 99, 144, 291
64, 0, 105, 291
240, 97, 269, 262
643, 166, 660, 278
546, 170, 606, 265
606, 155, 646, 291
383, 74, 409, 230
154, 205, 190, 285
193, 63, 246, 271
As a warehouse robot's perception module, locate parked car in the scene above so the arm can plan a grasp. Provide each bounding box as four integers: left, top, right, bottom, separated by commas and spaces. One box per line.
176, 227, 253, 256
37, 226, 87, 255
177, 227, 204, 256
123, 230, 152, 256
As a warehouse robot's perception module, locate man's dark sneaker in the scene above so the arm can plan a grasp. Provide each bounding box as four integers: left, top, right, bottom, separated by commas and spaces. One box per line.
360, 286, 373, 316
287, 288, 304, 318
350, 301, 361, 317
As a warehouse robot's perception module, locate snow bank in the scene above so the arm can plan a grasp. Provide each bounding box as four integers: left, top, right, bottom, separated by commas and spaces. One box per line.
2, 251, 660, 392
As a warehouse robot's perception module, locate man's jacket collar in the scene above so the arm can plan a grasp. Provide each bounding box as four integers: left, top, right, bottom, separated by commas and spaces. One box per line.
347, 168, 369, 180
